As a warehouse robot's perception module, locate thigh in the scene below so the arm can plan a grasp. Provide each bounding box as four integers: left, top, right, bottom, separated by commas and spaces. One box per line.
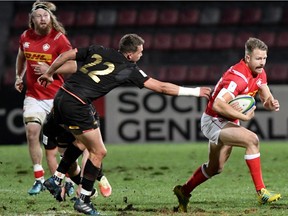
220, 123, 256, 147
75, 128, 105, 154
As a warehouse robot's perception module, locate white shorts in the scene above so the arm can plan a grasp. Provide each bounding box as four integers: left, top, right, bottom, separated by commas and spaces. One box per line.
201, 113, 239, 144
23, 96, 53, 125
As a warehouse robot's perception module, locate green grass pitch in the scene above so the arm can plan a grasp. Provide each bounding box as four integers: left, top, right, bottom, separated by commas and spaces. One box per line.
0, 142, 287, 215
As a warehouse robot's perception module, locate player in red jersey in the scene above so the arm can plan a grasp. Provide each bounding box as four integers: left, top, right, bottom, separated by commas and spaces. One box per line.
38, 33, 211, 215
14, 1, 76, 195
173, 37, 281, 212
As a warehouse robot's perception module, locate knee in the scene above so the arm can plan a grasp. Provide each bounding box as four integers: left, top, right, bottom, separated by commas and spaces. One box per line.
246, 132, 259, 147
90, 147, 107, 160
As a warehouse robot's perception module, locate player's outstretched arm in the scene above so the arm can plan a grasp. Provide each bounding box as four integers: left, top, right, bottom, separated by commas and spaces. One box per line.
144, 77, 211, 99
37, 49, 77, 87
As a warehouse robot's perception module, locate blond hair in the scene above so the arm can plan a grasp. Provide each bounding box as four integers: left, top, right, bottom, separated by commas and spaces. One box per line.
29, 1, 66, 34
245, 37, 268, 56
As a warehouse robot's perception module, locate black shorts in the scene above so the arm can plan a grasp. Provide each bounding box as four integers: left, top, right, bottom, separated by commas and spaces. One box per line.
42, 109, 75, 150
54, 88, 100, 135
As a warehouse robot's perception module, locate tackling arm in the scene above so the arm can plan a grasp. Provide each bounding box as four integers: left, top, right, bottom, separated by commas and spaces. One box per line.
144, 77, 211, 99
37, 49, 77, 87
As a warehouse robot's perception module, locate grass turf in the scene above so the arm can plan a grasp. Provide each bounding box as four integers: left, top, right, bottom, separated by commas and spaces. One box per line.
0, 142, 287, 215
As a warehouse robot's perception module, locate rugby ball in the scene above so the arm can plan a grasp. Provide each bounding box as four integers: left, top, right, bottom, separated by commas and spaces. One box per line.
228, 95, 255, 114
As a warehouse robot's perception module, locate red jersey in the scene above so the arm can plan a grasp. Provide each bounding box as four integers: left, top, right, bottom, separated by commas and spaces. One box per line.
19, 28, 72, 99
205, 59, 267, 118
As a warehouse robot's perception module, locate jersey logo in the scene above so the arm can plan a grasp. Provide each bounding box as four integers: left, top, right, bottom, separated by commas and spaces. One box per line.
24, 51, 52, 62
43, 43, 50, 51
23, 42, 30, 48
256, 79, 262, 87
227, 81, 237, 92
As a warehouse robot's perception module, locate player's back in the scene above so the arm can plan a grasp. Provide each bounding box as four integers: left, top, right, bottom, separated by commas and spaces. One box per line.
64, 45, 147, 102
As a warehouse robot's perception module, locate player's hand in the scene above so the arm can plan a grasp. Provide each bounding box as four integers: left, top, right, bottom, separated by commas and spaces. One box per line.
32, 62, 49, 75
230, 101, 243, 112
15, 77, 24, 93
244, 105, 256, 121
263, 97, 280, 111
37, 73, 54, 87
272, 99, 280, 111
199, 87, 211, 99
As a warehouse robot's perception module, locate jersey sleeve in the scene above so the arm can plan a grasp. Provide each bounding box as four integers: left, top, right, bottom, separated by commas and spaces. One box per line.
128, 67, 150, 88
19, 31, 26, 51
221, 72, 248, 96
260, 69, 268, 85
75, 46, 93, 62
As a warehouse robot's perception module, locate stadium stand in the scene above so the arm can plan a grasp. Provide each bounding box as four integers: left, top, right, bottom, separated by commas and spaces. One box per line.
261, 6, 282, 24
178, 8, 200, 25
219, 7, 241, 25
200, 7, 220, 25
91, 34, 112, 48
117, 9, 137, 26
57, 10, 76, 27
276, 32, 288, 48
257, 32, 276, 48
213, 32, 234, 49
241, 8, 262, 25
3, 1, 288, 87
153, 33, 173, 50
234, 32, 255, 49
75, 10, 96, 27
137, 9, 158, 26
172, 33, 194, 50
158, 9, 179, 26
70, 35, 91, 48
97, 9, 117, 26
193, 33, 213, 50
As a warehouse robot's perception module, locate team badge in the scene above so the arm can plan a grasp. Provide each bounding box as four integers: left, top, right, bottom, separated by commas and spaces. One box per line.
43, 43, 50, 51
256, 79, 262, 87
23, 42, 30, 48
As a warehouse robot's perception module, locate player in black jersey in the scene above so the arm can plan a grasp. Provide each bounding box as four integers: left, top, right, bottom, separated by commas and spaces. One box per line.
42, 109, 112, 200
38, 33, 211, 215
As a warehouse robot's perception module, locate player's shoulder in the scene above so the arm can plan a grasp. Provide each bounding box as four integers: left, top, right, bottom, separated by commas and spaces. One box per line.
21, 29, 32, 38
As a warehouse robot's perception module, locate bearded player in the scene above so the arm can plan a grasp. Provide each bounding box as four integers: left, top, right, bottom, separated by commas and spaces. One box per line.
14, 1, 75, 195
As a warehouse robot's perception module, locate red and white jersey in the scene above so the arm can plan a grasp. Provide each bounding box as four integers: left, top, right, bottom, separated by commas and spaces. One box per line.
205, 59, 267, 118
19, 28, 72, 99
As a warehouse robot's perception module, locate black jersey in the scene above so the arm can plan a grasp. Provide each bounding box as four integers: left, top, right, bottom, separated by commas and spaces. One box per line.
63, 45, 150, 103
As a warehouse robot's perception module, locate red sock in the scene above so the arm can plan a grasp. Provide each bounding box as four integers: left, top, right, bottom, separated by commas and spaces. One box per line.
34, 170, 44, 179
182, 165, 209, 196
245, 156, 265, 191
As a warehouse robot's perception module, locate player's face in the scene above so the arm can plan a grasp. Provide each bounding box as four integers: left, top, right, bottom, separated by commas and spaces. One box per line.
129, 45, 143, 62
246, 48, 267, 74
32, 9, 51, 35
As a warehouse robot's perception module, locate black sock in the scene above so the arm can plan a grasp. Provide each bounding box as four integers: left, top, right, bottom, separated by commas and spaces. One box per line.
70, 172, 81, 185
80, 159, 101, 203
57, 144, 83, 174
96, 163, 104, 181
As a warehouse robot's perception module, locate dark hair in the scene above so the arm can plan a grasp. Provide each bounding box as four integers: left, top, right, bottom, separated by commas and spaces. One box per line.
119, 34, 145, 53
29, 1, 66, 34
245, 37, 268, 55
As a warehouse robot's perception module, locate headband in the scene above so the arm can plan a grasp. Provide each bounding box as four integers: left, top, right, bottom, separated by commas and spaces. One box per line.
31, 4, 49, 13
